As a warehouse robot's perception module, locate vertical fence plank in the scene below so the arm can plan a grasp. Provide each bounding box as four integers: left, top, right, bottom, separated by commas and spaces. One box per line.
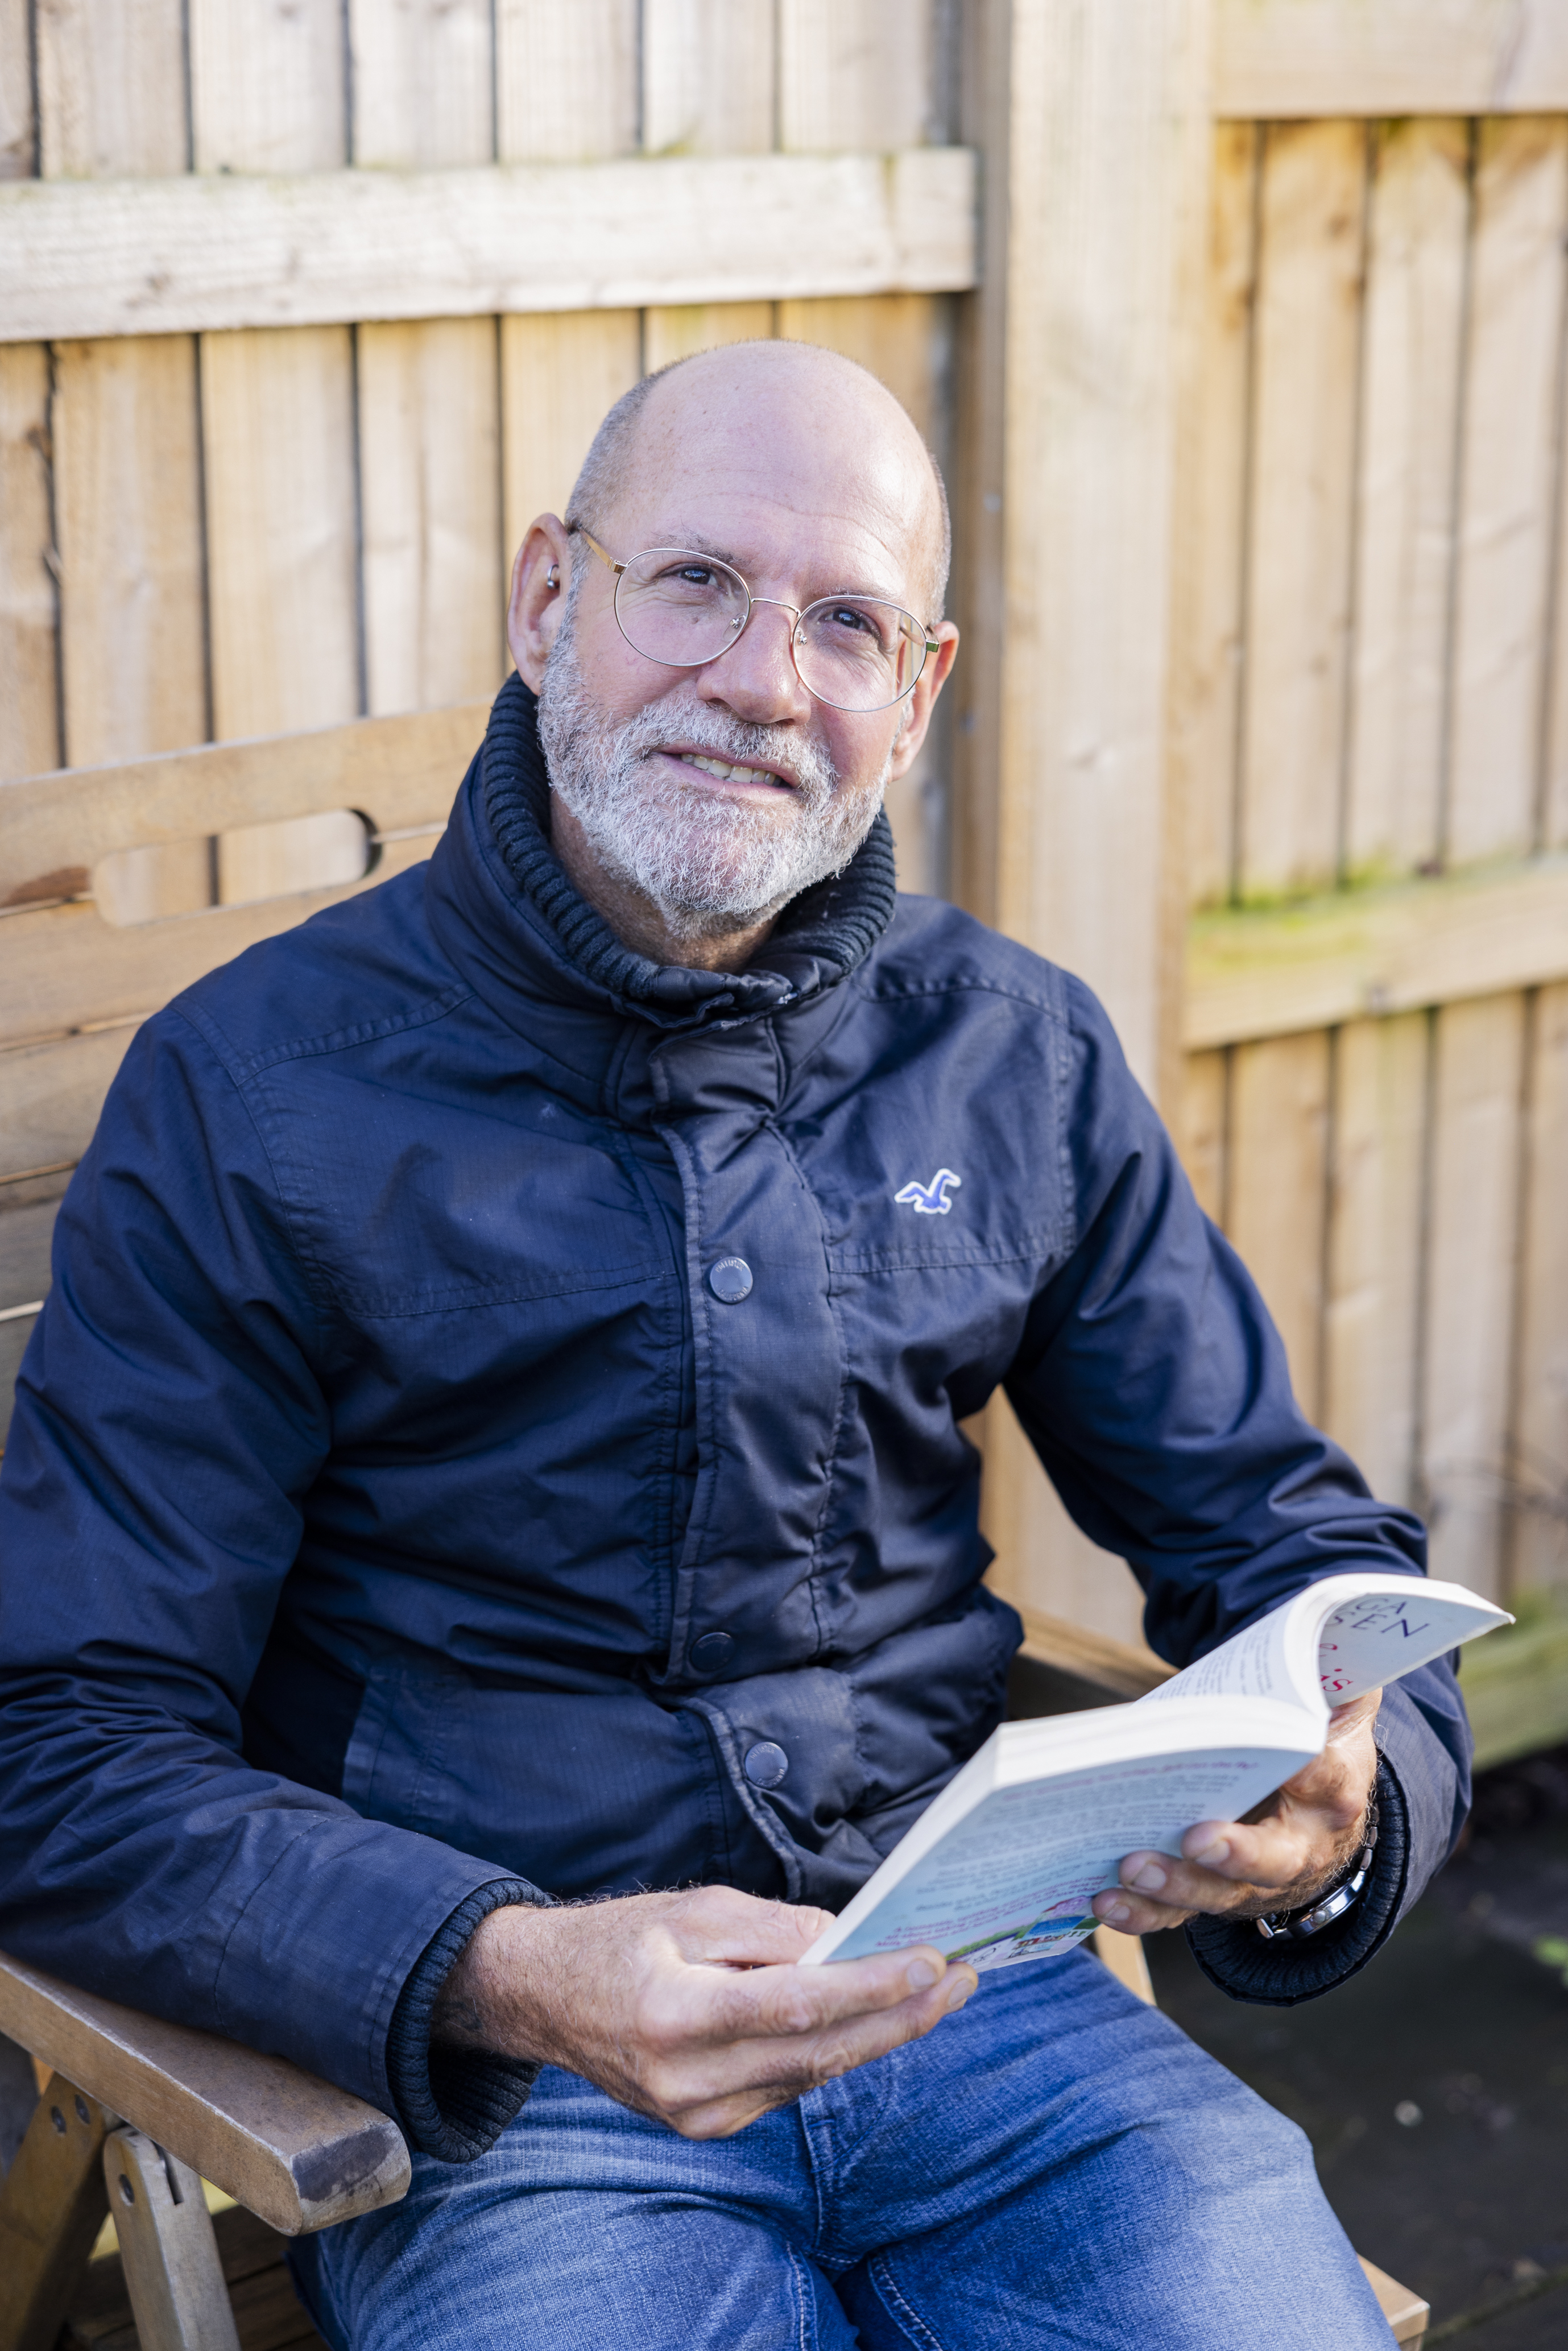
643, 305, 776, 372
1176, 1048, 1228, 1226
642, 0, 776, 155
500, 313, 643, 556
495, 0, 638, 163
200, 325, 361, 741
34, 1, 204, 779
0, 0, 32, 179
778, 0, 933, 151
1511, 982, 1568, 1592
975, 0, 1212, 1654
189, 0, 346, 173
51, 338, 206, 765
1323, 1012, 1428, 1508
980, 1394, 1151, 1654
1345, 119, 1468, 885
35, 0, 187, 176
358, 321, 504, 716
1239, 120, 1366, 900
348, 0, 494, 166
0, 347, 59, 781
350, 0, 503, 719
1227, 1032, 1333, 1417
1171, 121, 1256, 914
1447, 118, 1568, 868
192, 0, 359, 776
1422, 992, 1528, 1600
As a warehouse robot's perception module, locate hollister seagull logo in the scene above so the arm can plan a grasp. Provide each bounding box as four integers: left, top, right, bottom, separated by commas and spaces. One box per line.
894, 1169, 962, 1215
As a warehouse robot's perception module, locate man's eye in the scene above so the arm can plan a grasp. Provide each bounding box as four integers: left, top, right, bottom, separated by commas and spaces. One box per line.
825, 604, 880, 641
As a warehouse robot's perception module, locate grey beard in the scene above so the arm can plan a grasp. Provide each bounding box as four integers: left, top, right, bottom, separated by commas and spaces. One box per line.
536, 602, 888, 942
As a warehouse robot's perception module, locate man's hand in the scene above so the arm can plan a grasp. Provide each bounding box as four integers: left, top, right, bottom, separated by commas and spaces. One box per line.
432, 1885, 977, 2139
1091, 1687, 1383, 1936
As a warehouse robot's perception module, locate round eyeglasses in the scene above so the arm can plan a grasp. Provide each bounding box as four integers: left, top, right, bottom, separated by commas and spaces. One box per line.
574, 528, 938, 715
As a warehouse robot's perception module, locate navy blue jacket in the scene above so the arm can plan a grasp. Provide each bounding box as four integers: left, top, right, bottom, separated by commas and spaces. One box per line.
0, 680, 1469, 2159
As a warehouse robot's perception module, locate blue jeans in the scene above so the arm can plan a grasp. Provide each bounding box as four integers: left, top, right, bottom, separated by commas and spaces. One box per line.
289, 1949, 1392, 2349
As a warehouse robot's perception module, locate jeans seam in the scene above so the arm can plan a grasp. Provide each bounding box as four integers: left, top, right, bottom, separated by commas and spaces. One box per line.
868, 2250, 951, 2351
785, 2241, 818, 2351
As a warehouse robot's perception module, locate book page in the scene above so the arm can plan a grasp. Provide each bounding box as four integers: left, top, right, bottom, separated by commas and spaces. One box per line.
1313, 1580, 1509, 1701
804, 1711, 1314, 1973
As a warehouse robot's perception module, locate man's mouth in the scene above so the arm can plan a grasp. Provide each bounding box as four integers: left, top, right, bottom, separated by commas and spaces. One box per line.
666, 750, 793, 792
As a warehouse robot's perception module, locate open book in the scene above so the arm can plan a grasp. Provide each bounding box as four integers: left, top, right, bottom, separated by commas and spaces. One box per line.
801, 1574, 1508, 1975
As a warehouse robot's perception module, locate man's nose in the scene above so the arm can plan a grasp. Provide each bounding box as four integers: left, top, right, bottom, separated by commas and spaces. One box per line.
694, 599, 813, 725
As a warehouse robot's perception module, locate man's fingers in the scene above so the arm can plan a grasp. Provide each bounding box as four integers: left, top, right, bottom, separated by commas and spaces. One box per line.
685, 1943, 955, 2047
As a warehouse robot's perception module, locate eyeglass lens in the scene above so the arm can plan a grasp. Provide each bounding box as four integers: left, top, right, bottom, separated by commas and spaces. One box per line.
613, 549, 925, 713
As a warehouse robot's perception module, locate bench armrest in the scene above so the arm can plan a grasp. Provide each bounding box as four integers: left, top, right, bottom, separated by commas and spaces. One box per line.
0, 1951, 408, 2235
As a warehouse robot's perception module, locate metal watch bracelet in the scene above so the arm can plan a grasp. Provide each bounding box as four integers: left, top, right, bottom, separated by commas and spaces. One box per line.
1254, 1797, 1380, 1942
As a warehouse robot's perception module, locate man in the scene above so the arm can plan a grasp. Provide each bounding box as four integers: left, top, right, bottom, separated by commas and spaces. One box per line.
0, 343, 1466, 2348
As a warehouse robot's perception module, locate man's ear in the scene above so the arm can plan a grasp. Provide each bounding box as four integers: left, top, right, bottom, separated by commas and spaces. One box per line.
885, 623, 960, 784
507, 515, 573, 689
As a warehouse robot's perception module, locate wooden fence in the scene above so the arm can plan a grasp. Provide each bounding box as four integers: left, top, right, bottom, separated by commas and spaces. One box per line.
4, 1, 1568, 1756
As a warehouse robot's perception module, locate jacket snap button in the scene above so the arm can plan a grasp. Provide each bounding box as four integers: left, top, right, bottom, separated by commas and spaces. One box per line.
744, 1740, 789, 1789
689, 1630, 735, 1674
708, 1256, 754, 1302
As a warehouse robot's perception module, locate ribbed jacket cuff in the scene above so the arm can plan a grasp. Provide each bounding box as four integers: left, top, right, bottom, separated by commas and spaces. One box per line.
1183, 1758, 1409, 2006
386, 1878, 550, 2162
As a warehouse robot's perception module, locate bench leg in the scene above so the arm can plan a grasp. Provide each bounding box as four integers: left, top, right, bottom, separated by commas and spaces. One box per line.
105, 2126, 242, 2351
0, 2072, 113, 2351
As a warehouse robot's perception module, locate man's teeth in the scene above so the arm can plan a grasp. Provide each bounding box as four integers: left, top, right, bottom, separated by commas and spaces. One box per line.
677, 752, 777, 785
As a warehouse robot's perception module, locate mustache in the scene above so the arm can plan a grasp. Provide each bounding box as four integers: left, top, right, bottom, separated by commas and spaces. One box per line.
613, 696, 838, 805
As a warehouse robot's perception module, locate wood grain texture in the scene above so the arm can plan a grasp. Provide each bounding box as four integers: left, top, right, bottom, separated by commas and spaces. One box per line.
51, 337, 206, 767
0, 1027, 139, 1185
0, 1952, 408, 2239
35, 0, 187, 176
0, 0, 32, 179
1510, 979, 1568, 1593
1323, 1012, 1428, 1508
104, 2129, 241, 2351
0, 2073, 112, 2351
1, 840, 438, 1053
200, 327, 360, 742
643, 301, 775, 372
778, 0, 933, 151
1345, 119, 1468, 884
348, 0, 494, 168
1447, 118, 1568, 868
1215, 0, 1568, 118
0, 347, 60, 781
643, 0, 776, 155
1184, 852, 1568, 1048
1, 703, 482, 883
1168, 121, 1256, 913
1422, 991, 1528, 1599
994, 0, 1211, 1096
0, 152, 980, 341
1239, 119, 1365, 899
1227, 1030, 1332, 1417
358, 319, 505, 717
500, 311, 642, 556
189, 0, 347, 175
1175, 1046, 1227, 1225
495, 0, 638, 163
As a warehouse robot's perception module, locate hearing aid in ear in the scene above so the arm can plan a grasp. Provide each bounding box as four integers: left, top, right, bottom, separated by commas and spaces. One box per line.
546, 564, 561, 590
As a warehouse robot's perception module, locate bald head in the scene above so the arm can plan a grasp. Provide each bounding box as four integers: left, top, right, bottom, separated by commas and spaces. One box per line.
566, 340, 951, 621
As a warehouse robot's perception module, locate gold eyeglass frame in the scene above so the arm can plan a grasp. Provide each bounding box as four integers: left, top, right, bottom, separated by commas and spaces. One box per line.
573, 527, 940, 714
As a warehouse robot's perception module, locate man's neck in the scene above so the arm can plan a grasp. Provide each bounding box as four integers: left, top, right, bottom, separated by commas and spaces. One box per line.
548, 797, 782, 974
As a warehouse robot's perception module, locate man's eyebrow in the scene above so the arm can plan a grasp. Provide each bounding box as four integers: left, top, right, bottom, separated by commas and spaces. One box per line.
651, 528, 914, 607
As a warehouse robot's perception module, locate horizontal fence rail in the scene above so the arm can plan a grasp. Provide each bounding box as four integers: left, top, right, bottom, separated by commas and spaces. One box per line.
1214, 0, 1568, 117
0, 149, 977, 343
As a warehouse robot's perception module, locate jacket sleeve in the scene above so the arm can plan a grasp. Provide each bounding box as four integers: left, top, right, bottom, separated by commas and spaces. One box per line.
0, 1008, 542, 2140
1002, 975, 1471, 1998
